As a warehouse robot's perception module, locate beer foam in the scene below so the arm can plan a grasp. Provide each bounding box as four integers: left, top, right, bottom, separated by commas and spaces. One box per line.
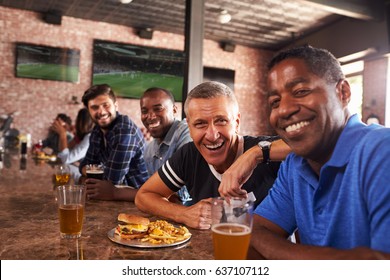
211, 223, 251, 236
86, 170, 104, 174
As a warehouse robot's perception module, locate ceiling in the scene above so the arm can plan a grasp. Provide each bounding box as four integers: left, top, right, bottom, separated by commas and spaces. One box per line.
0, 0, 386, 50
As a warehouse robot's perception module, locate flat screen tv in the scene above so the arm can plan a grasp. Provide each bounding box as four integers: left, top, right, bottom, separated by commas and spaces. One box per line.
15, 43, 80, 83
92, 40, 185, 101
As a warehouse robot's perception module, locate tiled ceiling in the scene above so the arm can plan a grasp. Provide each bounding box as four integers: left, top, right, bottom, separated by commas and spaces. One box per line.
0, 0, 384, 50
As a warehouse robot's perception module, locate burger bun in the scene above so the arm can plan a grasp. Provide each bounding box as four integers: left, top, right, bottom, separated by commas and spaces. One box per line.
118, 214, 150, 226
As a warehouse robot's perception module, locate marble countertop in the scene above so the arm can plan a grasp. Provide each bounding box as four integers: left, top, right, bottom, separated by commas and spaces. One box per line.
0, 152, 214, 260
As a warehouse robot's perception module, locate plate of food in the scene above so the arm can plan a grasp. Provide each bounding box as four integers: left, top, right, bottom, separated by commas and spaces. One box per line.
33, 151, 57, 161
107, 214, 192, 248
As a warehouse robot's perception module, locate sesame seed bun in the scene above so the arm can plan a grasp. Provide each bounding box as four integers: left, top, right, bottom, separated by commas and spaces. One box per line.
117, 214, 150, 226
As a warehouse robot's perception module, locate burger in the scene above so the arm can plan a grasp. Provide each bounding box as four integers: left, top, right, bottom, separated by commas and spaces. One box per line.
114, 214, 150, 239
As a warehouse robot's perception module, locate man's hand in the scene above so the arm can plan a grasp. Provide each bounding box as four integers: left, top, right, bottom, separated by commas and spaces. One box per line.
50, 119, 67, 135
218, 146, 260, 198
85, 179, 116, 200
180, 198, 213, 229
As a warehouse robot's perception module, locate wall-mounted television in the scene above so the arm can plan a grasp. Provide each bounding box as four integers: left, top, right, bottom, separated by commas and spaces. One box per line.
15, 43, 80, 83
92, 40, 185, 101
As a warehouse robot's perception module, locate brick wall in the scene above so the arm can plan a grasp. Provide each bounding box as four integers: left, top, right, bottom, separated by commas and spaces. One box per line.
0, 6, 274, 144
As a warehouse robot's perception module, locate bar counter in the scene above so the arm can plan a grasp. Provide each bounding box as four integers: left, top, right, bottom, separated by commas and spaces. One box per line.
0, 152, 214, 260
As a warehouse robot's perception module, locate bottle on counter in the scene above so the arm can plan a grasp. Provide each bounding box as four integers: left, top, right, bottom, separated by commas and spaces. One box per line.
32, 139, 43, 155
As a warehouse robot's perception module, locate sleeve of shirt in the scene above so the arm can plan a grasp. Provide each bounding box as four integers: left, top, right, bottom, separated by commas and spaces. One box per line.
57, 133, 90, 164
105, 125, 143, 185
254, 155, 297, 235
361, 129, 390, 251
79, 129, 100, 173
42, 133, 55, 148
66, 132, 74, 143
157, 143, 192, 192
175, 120, 192, 150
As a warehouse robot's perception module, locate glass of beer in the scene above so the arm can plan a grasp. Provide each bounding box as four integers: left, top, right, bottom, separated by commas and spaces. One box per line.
211, 197, 254, 260
86, 164, 104, 180
56, 185, 86, 238
54, 164, 71, 187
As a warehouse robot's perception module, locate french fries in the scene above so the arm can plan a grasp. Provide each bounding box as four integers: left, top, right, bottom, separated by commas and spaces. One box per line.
140, 220, 191, 244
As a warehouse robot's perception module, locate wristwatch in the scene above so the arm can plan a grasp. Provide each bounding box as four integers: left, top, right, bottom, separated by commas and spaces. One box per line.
258, 141, 272, 164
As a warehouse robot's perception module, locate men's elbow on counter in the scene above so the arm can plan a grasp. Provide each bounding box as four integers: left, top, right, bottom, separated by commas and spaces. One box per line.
134, 188, 145, 210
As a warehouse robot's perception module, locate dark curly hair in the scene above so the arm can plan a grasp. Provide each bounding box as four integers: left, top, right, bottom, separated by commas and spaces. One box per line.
82, 84, 117, 107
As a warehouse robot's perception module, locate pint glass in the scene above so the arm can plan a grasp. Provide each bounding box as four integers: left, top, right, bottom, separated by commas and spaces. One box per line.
211, 197, 253, 260
56, 185, 86, 238
86, 164, 104, 180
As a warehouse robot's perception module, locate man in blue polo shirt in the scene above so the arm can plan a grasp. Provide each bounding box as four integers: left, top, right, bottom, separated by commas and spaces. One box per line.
219, 45, 390, 259
220, 46, 390, 259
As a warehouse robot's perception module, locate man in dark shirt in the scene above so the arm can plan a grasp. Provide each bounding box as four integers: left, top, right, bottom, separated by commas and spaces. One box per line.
135, 81, 291, 229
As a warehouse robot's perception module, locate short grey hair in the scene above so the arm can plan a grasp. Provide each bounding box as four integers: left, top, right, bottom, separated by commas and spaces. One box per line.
184, 81, 239, 116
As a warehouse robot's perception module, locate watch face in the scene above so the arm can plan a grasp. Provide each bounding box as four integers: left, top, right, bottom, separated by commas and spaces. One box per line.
259, 141, 271, 148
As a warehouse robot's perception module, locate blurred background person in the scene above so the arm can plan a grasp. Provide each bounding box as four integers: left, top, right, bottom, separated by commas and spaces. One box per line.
51, 108, 94, 166
366, 113, 380, 125
40, 113, 73, 154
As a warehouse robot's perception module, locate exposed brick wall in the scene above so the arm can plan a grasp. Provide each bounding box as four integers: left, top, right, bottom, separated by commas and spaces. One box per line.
0, 6, 274, 145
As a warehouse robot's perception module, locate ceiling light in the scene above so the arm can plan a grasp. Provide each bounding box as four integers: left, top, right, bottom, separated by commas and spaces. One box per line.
218, 10, 231, 24
119, 0, 133, 4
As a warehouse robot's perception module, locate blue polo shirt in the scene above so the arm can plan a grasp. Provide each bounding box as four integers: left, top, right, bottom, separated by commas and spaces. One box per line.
255, 114, 390, 252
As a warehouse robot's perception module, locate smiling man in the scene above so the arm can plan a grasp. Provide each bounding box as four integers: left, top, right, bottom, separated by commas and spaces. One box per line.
140, 87, 192, 204
135, 81, 290, 229
220, 45, 390, 259
79, 84, 149, 201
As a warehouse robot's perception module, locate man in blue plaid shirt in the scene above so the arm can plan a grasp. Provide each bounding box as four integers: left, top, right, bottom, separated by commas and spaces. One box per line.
79, 84, 149, 201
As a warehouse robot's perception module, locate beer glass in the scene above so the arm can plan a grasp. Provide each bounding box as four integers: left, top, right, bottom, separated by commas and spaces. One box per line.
86, 163, 104, 180
211, 197, 254, 260
54, 164, 71, 187
56, 185, 86, 238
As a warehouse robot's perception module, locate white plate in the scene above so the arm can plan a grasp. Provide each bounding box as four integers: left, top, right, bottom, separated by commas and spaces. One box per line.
107, 228, 191, 248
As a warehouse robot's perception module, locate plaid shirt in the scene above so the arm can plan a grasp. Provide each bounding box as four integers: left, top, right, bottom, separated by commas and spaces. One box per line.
80, 112, 149, 188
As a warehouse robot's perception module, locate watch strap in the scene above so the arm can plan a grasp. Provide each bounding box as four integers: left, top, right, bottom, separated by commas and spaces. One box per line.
262, 145, 270, 164
258, 141, 271, 164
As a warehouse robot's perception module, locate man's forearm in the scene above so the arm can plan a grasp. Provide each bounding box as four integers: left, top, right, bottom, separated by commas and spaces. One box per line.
251, 225, 390, 260
135, 193, 187, 223
253, 139, 291, 164
114, 187, 138, 202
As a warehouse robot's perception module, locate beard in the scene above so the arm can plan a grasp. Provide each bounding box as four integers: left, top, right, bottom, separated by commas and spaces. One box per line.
95, 112, 116, 129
